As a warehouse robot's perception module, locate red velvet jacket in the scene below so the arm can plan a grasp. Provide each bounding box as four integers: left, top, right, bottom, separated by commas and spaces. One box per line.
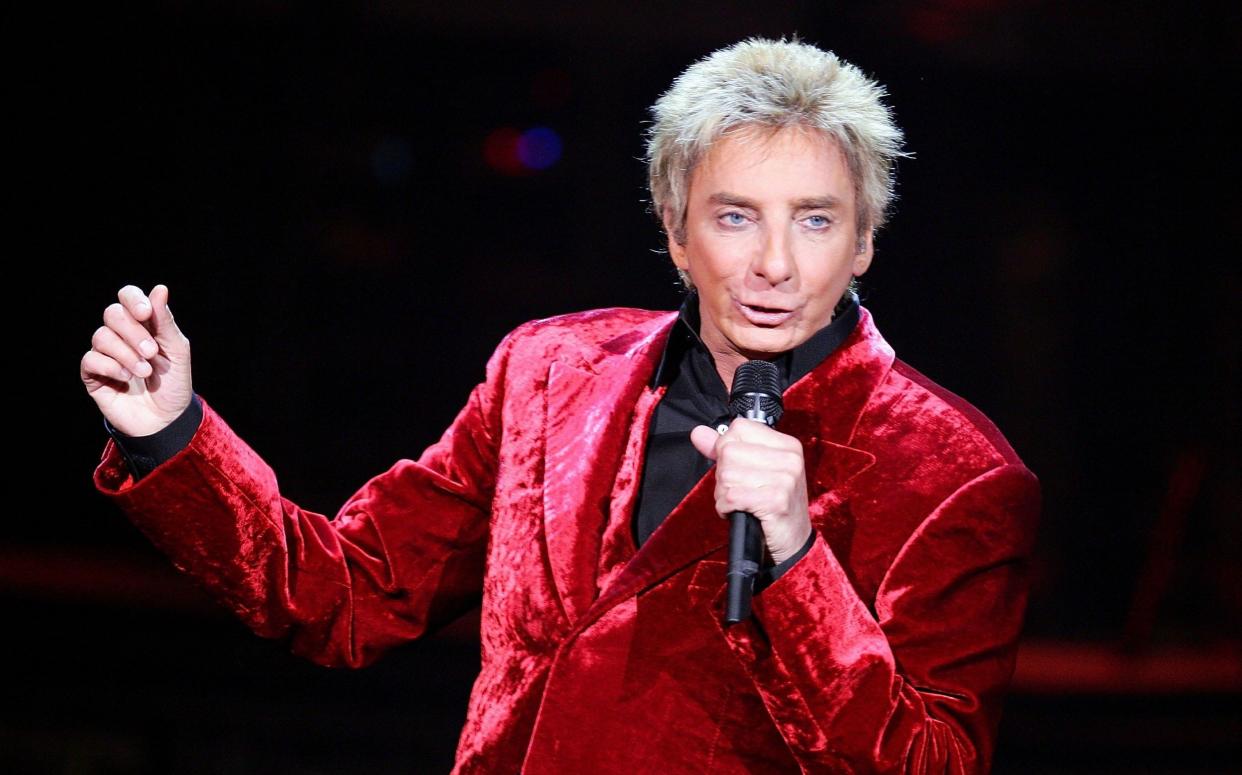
93, 305, 1040, 774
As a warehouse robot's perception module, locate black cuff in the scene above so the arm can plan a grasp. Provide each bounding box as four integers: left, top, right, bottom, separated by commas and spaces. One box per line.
103, 393, 203, 481
753, 531, 816, 594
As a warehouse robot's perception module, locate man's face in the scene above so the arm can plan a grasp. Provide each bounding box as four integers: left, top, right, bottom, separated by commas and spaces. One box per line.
665, 125, 872, 372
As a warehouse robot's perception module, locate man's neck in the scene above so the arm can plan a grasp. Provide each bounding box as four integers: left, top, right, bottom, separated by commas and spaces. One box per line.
706, 342, 767, 394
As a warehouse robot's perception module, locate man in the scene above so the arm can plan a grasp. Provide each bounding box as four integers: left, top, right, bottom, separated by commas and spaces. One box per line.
83, 37, 1040, 773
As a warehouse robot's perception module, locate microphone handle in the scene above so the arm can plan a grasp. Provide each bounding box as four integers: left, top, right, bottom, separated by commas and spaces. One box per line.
721, 386, 780, 625
725, 509, 764, 624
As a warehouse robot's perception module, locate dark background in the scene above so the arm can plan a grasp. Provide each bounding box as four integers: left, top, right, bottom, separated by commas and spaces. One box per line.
15, 1, 1240, 772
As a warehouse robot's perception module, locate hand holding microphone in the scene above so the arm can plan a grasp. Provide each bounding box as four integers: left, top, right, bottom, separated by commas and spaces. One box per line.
689, 361, 813, 623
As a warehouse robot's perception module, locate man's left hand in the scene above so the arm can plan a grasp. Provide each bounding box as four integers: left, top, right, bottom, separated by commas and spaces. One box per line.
690, 418, 813, 564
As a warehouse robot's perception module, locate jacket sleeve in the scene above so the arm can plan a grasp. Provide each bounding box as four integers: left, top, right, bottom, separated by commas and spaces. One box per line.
715, 462, 1041, 774
92, 328, 520, 669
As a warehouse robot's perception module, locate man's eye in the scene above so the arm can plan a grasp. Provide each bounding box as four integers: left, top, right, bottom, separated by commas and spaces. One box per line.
805, 215, 831, 229
721, 212, 748, 226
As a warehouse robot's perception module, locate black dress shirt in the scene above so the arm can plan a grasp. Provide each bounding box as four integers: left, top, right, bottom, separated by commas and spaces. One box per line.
103, 289, 860, 594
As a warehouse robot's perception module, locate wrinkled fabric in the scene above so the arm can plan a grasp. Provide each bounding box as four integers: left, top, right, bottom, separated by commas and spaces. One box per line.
93, 305, 1040, 774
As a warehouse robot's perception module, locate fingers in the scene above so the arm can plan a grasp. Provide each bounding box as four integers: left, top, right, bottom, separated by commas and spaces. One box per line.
714, 477, 800, 521
92, 322, 154, 378
104, 283, 189, 371
117, 282, 184, 341
81, 348, 134, 385
721, 417, 801, 451
715, 442, 802, 503
720, 439, 804, 474
713, 460, 804, 522
693, 418, 802, 462
706, 418, 807, 520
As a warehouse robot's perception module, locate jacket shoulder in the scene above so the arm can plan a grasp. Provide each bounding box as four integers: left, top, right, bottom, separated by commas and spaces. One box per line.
887, 357, 1028, 471
899, 360, 1023, 462
852, 347, 1032, 491
503, 306, 672, 353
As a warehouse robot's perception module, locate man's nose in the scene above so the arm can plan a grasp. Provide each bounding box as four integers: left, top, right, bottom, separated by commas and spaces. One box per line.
751, 226, 795, 286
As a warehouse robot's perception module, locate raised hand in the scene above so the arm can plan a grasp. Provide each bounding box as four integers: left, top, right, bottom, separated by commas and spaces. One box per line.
80, 283, 194, 437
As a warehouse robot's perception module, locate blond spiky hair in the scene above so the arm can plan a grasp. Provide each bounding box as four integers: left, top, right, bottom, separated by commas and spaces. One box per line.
645, 36, 909, 288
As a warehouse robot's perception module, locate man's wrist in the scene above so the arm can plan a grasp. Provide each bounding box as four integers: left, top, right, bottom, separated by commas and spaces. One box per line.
755, 530, 816, 594
104, 393, 203, 480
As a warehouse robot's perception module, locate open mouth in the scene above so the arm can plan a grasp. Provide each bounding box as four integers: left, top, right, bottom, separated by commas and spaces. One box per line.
735, 299, 795, 327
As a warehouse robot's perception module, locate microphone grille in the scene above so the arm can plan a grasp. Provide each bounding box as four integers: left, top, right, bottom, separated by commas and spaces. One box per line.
729, 360, 783, 422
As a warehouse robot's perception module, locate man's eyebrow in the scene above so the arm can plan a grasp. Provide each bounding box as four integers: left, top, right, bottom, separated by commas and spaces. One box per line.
706, 192, 842, 209
707, 192, 756, 208
790, 195, 842, 210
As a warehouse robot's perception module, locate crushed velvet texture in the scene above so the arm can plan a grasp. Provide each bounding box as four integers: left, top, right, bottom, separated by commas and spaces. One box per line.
94, 306, 1040, 773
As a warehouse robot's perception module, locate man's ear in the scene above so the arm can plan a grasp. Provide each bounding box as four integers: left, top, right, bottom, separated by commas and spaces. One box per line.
662, 207, 689, 271
853, 228, 875, 275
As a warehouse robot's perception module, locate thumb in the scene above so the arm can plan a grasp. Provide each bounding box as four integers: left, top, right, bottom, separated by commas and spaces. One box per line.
690, 425, 721, 461
146, 284, 183, 345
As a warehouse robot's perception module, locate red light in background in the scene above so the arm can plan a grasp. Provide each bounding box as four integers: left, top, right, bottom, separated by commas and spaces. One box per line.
484, 126, 527, 175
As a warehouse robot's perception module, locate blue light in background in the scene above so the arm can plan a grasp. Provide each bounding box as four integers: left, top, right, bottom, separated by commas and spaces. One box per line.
516, 127, 562, 171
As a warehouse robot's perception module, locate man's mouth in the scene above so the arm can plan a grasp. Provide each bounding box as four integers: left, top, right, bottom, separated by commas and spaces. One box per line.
734, 298, 795, 327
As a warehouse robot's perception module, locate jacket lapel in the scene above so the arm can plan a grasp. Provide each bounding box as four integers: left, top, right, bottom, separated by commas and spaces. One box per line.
780, 306, 890, 515
576, 306, 892, 632
541, 312, 678, 625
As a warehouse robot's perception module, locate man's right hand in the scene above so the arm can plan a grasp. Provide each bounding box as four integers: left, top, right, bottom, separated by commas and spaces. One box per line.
81, 283, 194, 437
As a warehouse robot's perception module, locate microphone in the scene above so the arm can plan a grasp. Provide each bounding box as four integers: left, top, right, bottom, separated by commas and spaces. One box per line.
723, 360, 784, 625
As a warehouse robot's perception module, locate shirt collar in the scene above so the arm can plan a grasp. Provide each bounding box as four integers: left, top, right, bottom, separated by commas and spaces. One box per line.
649, 288, 861, 390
